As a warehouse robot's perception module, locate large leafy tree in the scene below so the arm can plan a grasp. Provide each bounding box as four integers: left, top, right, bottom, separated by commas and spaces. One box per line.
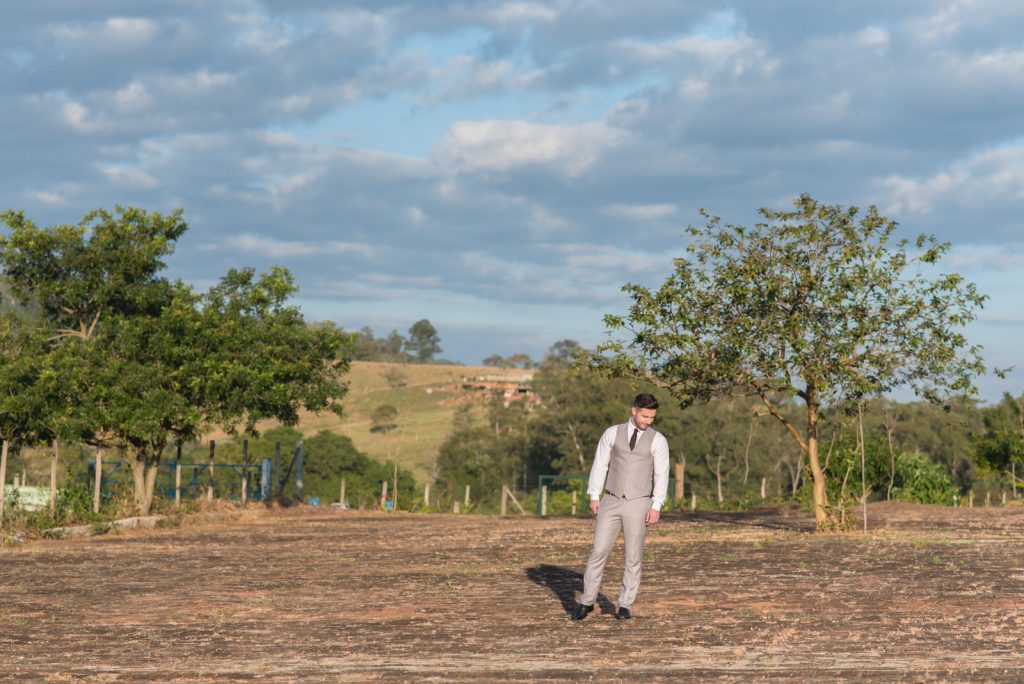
404, 319, 441, 363
0, 207, 351, 514
587, 195, 988, 529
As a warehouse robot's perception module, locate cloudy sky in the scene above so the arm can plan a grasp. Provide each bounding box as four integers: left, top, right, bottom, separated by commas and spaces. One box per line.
2, 1, 1022, 400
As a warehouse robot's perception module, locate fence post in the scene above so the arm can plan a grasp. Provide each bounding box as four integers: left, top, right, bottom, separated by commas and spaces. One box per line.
541, 485, 548, 516
339, 478, 346, 508
294, 441, 304, 501
760, 476, 767, 500
261, 458, 272, 500
174, 443, 182, 508
690, 492, 697, 511
501, 486, 508, 516
0, 439, 8, 524
464, 484, 470, 507
453, 500, 460, 514
93, 449, 102, 514
673, 462, 684, 507
241, 439, 248, 505
380, 480, 388, 509
207, 439, 215, 501
423, 483, 430, 508
273, 442, 281, 498
49, 440, 59, 512
571, 490, 577, 516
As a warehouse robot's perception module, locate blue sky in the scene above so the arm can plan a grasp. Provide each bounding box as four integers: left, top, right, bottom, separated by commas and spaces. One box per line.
2, 1, 1022, 401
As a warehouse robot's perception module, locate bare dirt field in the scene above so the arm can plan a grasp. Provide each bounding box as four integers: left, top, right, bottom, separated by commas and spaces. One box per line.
3, 502, 1024, 682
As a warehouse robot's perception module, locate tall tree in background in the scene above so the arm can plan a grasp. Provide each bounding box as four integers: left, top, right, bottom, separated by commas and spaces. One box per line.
0, 207, 351, 514
587, 195, 988, 530
405, 319, 441, 363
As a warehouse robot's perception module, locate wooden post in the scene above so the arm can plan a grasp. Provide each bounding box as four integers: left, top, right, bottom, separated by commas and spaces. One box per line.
0, 439, 8, 524
1014, 462, 1018, 499
464, 484, 471, 507
273, 442, 281, 498
504, 486, 527, 515
50, 440, 59, 512
673, 462, 684, 507
969, 491, 974, 507
294, 441, 304, 501
241, 439, 248, 505
423, 483, 430, 508
339, 478, 346, 508
501, 485, 508, 516
207, 439, 215, 501
453, 500, 460, 514
174, 443, 182, 508
541, 485, 548, 516
1002, 491, 1007, 505
760, 476, 767, 500
690, 492, 697, 511
93, 450, 102, 514
392, 460, 398, 511
985, 490, 991, 507
380, 480, 388, 509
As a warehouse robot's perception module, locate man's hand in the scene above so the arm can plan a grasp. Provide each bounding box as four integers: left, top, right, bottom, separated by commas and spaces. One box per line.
645, 508, 660, 525
589, 499, 600, 515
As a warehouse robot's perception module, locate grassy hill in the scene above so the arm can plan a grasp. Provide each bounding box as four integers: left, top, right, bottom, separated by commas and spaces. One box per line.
205, 361, 534, 484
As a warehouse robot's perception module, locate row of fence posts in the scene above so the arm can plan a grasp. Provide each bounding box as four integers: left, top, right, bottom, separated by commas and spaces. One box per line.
368, 479, 528, 515
2, 438, 307, 523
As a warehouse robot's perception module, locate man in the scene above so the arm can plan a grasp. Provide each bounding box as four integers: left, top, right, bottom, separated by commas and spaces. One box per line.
571, 393, 670, 621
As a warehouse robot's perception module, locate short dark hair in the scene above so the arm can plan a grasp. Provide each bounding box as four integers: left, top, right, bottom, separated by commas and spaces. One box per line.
633, 393, 659, 410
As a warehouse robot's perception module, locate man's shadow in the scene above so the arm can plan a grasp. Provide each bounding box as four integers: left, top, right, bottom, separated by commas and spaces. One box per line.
525, 564, 616, 616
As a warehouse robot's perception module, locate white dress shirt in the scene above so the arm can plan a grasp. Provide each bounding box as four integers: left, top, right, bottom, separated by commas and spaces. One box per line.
587, 418, 671, 510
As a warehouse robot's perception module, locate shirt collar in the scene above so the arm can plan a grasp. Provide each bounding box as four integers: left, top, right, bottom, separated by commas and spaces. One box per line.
628, 418, 646, 432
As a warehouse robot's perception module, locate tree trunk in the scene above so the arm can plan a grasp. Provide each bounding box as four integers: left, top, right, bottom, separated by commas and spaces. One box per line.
805, 399, 832, 530
130, 454, 161, 515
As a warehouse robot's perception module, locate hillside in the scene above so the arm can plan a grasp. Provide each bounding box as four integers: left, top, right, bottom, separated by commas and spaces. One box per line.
205, 361, 535, 484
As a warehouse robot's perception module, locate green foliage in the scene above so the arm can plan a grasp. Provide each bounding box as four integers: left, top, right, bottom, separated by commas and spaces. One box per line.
0, 207, 352, 514
370, 404, 398, 434
584, 195, 987, 528
971, 393, 1024, 475
890, 452, 956, 505
404, 319, 442, 363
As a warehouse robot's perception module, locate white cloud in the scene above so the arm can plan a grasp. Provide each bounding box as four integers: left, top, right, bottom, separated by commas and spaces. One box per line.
98, 165, 158, 188
112, 81, 151, 112
487, 3, 559, 23
946, 245, 1024, 272
436, 119, 624, 176
603, 203, 677, 220
224, 235, 375, 259
877, 143, 1024, 215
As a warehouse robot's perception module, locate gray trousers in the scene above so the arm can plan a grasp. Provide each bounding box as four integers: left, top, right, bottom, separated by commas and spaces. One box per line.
580, 492, 650, 609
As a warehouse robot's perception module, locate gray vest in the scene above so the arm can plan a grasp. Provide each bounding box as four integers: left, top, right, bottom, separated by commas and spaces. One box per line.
603, 424, 656, 500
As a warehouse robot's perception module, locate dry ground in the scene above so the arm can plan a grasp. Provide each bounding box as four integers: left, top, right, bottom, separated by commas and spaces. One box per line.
2, 502, 1024, 682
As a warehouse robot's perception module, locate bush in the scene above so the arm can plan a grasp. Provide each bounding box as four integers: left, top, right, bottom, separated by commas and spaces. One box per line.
891, 451, 956, 505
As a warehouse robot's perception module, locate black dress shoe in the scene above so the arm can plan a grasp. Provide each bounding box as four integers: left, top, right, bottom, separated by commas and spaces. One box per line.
615, 607, 632, 620
570, 603, 594, 620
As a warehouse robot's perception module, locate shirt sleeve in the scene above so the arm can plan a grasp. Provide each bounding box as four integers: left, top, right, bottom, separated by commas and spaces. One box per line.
650, 433, 671, 511
587, 426, 618, 500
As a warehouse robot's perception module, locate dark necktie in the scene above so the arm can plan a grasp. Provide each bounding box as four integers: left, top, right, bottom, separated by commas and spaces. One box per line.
629, 428, 639, 450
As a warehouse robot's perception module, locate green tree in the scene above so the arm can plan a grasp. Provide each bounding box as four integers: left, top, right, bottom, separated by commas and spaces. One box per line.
405, 319, 441, 363
371, 404, 399, 434
971, 393, 1024, 492
0, 207, 352, 514
586, 195, 987, 529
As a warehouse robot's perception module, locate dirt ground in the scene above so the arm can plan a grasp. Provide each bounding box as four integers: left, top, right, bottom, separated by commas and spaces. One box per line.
2, 502, 1024, 682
